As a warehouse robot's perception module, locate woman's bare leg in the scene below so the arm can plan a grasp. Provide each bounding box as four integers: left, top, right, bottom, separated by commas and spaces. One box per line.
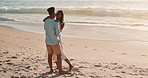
57, 54, 67, 74
55, 61, 58, 69
64, 59, 73, 71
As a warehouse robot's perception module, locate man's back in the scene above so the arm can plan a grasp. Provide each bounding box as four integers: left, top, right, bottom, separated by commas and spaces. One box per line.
44, 18, 60, 45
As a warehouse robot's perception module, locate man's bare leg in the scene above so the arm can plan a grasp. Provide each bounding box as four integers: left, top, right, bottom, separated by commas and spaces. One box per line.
57, 54, 62, 73
48, 54, 53, 73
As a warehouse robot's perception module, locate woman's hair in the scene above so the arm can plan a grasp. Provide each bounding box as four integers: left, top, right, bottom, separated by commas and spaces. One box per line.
57, 10, 64, 23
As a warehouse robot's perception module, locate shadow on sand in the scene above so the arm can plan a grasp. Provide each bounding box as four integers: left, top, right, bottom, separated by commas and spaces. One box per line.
35, 71, 73, 78
35, 71, 62, 78
35, 66, 80, 78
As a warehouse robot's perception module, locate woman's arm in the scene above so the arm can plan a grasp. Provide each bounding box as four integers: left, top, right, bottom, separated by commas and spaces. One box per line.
43, 16, 50, 22
60, 23, 65, 31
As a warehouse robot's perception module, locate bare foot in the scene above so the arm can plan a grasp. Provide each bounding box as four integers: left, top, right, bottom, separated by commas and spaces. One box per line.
69, 65, 74, 71
59, 71, 68, 74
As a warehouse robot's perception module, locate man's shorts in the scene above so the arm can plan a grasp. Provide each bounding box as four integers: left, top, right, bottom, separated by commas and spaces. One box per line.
46, 43, 61, 55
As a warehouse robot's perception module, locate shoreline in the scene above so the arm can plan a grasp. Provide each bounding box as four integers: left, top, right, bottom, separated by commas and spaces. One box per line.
1, 21, 148, 45
0, 25, 148, 78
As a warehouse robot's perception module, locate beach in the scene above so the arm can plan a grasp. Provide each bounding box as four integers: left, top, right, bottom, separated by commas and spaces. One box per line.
1, 0, 148, 77
0, 25, 148, 78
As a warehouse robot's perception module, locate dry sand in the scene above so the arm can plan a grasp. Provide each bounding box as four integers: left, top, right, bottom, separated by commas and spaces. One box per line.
0, 25, 148, 78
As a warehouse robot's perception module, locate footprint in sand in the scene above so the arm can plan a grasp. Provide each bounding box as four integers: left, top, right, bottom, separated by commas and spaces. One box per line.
16, 54, 19, 56
84, 46, 87, 48
3, 60, 11, 62
38, 39, 42, 41
94, 49, 97, 50
78, 66, 87, 69
70, 59, 75, 61
6, 62, 14, 65
110, 74, 121, 77
121, 71, 126, 73
28, 48, 32, 50
94, 64, 102, 67
79, 61, 89, 64
24, 38, 30, 40
90, 75, 98, 78
7, 56, 17, 59
122, 52, 127, 55
4, 35, 9, 37
111, 62, 118, 65
16, 36, 20, 38
142, 55, 146, 56
25, 66, 31, 69
3, 51, 9, 54
70, 45, 74, 46
111, 50, 115, 52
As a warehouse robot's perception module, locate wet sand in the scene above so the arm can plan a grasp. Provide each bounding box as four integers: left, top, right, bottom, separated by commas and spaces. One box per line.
0, 25, 148, 78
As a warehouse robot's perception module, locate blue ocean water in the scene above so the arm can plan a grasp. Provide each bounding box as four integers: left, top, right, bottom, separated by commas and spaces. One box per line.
1, 0, 148, 22
1, 0, 148, 10
1, 0, 148, 43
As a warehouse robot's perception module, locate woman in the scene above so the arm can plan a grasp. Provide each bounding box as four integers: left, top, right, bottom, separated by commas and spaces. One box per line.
43, 10, 73, 71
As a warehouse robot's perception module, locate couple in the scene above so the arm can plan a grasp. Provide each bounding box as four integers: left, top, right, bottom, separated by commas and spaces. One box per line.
43, 7, 73, 74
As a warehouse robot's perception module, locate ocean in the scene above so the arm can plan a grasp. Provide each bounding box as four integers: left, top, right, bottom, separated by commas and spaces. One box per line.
1, 0, 148, 43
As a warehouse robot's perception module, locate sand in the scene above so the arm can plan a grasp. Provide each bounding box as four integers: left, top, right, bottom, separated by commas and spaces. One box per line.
0, 25, 148, 78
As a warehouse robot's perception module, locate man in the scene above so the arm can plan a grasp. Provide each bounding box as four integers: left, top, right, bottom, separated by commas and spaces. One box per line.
44, 7, 65, 74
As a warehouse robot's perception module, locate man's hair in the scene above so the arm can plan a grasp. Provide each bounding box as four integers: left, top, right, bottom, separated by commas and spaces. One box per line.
47, 7, 55, 15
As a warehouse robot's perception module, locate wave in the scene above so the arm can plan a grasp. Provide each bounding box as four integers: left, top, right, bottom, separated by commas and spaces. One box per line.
0, 7, 46, 14
0, 17, 18, 21
1, 7, 148, 19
